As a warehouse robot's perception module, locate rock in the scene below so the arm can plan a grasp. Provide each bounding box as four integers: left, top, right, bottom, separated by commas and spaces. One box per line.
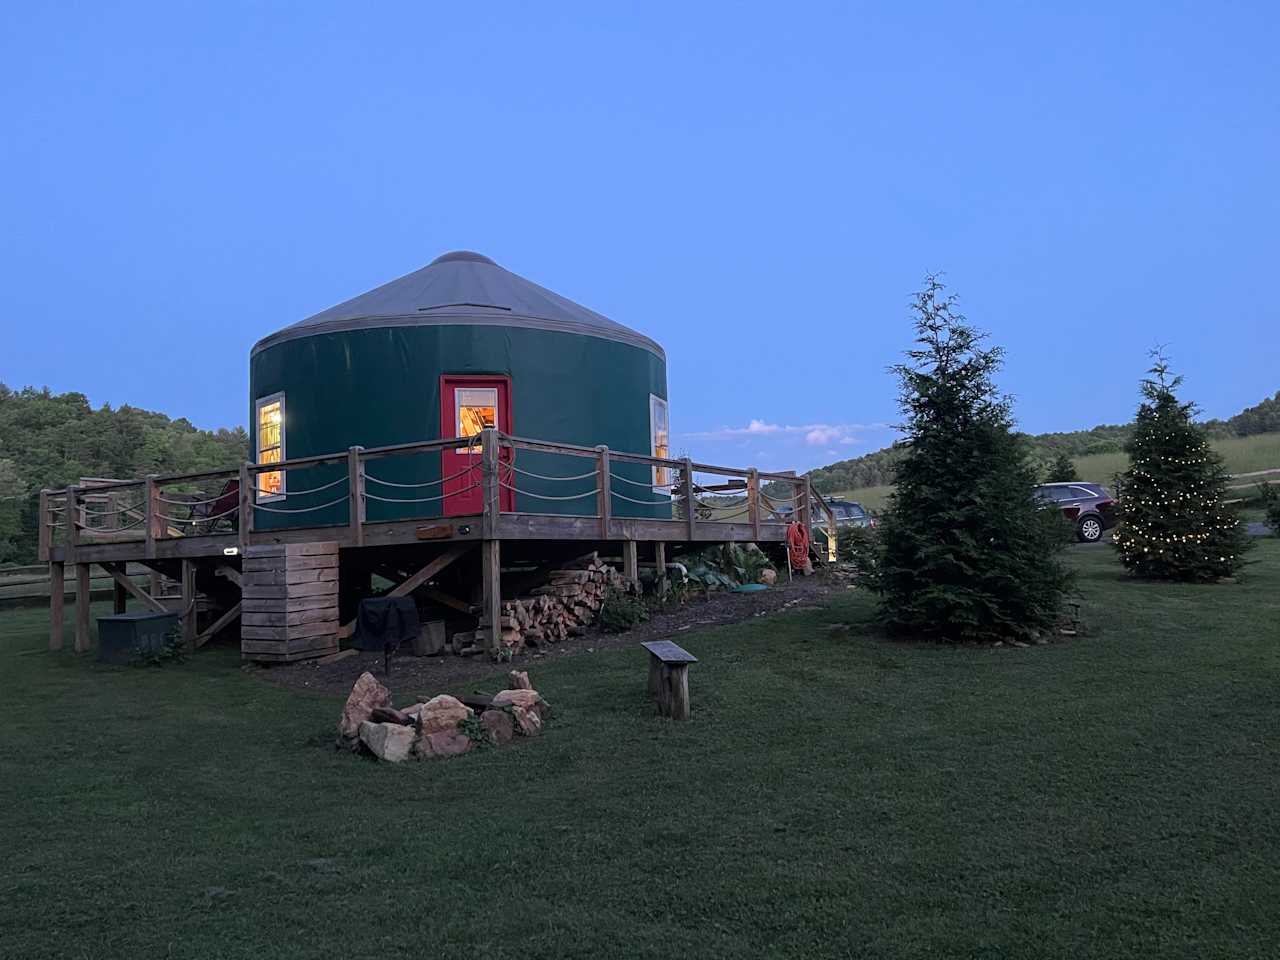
481, 709, 514, 745
358, 720, 415, 762
510, 704, 543, 737
415, 728, 473, 759
338, 672, 392, 744
759, 568, 777, 586
492, 687, 547, 717
399, 702, 426, 718
370, 706, 412, 725
508, 670, 532, 690
419, 694, 473, 734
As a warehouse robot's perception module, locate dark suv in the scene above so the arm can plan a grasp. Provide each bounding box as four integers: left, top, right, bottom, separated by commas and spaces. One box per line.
1033, 482, 1117, 542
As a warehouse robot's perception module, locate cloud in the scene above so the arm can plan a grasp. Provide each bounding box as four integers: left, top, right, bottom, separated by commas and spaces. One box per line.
682, 420, 889, 443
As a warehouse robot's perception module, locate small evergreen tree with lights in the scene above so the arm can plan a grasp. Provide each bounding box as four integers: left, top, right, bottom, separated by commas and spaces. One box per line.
1045, 452, 1078, 483
1112, 354, 1250, 581
876, 276, 1073, 643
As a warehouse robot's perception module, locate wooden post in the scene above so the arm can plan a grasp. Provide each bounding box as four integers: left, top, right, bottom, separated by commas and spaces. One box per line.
480, 429, 500, 539
596, 445, 611, 539
667, 664, 691, 721
480, 538, 501, 654
112, 566, 127, 614
38, 491, 51, 562
803, 478, 814, 532
682, 458, 696, 543
65, 486, 79, 554
747, 468, 760, 541
622, 540, 639, 585
149, 570, 162, 600
347, 446, 365, 548
181, 559, 198, 651
238, 462, 253, 551
74, 563, 91, 653
49, 561, 65, 651
654, 541, 667, 595
145, 475, 161, 559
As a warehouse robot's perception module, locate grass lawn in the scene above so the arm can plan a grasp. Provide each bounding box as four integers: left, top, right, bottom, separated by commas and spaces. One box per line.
3, 543, 1278, 959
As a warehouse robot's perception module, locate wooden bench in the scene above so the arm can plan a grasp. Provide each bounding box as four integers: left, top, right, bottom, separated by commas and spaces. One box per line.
642, 639, 698, 720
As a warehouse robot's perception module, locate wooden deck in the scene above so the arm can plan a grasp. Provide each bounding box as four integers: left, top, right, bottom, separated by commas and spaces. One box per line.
38, 429, 837, 658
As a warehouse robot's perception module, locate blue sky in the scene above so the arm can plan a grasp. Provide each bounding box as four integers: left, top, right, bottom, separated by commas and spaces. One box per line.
1, 2, 1276, 472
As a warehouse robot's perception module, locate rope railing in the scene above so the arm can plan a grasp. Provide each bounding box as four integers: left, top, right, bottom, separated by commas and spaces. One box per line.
610, 488, 671, 507
364, 483, 480, 505
511, 463, 599, 483
79, 502, 146, 518
157, 503, 242, 525
42, 430, 822, 558
610, 471, 679, 489
254, 494, 350, 515
78, 515, 147, 532
156, 491, 232, 507
271, 474, 349, 498
364, 463, 477, 489
499, 480, 600, 502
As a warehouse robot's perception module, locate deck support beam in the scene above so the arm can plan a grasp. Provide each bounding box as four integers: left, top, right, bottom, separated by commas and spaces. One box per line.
196, 601, 241, 648
101, 561, 168, 614
113, 578, 127, 614
181, 559, 198, 650
622, 540, 639, 584
49, 561, 65, 651
653, 542, 667, 595
480, 538, 501, 653
74, 563, 91, 653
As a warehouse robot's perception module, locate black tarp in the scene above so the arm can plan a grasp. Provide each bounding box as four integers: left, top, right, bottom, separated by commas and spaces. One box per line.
351, 597, 420, 655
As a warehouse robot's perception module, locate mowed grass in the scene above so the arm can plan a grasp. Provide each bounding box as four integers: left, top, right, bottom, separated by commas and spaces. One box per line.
1072, 432, 1280, 489
2, 543, 1279, 959
836, 432, 1280, 511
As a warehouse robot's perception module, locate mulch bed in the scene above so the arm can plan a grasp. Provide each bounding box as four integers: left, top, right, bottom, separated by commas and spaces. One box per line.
257, 572, 840, 698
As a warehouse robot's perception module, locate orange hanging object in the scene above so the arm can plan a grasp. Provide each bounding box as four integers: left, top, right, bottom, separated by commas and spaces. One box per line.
786, 521, 810, 571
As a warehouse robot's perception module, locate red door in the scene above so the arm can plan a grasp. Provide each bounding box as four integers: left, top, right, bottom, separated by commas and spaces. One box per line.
440, 375, 514, 516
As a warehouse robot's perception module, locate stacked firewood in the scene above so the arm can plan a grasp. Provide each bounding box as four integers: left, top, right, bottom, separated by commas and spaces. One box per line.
500, 555, 632, 651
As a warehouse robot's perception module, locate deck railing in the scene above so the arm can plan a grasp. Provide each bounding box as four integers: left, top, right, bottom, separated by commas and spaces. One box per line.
39, 430, 838, 560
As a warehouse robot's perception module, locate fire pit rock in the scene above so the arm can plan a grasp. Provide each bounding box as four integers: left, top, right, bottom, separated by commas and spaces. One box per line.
358, 720, 415, 762
338, 674, 551, 762
338, 671, 392, 747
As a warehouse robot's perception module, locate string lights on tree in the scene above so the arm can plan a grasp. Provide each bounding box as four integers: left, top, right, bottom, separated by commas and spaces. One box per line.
1112, 352, 1250, 581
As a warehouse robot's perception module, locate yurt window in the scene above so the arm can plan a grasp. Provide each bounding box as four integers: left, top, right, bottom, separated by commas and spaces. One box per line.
255, 393, 285, 500
457, 387, 499, 452
650, 395, 670, 486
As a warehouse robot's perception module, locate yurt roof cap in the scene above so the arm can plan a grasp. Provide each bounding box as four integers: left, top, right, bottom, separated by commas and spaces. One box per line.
252, 251, 664, 360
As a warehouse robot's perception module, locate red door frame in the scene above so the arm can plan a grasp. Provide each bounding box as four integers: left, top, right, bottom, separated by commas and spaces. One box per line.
439, 375, 515, 515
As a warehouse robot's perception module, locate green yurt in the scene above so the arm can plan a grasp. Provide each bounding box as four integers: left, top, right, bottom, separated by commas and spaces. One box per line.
248, 251, 670, 530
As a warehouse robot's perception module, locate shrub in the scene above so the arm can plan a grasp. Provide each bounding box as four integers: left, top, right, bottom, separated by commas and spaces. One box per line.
599, 587, 649, 632
1258, 483, 1280, 537
836, 524, 879, 581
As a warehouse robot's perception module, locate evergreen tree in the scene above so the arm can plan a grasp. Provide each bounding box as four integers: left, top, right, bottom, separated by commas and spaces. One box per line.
876, 277, 1073, 643
1045, 451, 1079, 483
1113, 355, 1251, 580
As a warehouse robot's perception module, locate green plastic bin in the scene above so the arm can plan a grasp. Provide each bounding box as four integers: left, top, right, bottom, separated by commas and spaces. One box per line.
96, 611, 181, 664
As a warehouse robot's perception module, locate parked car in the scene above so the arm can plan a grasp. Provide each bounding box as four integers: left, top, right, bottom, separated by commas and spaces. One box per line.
1033, 482, 1117, 542
776, 497, 874, 532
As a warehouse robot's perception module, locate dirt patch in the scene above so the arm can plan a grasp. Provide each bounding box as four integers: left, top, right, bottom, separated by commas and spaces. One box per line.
257, 573, 840, 699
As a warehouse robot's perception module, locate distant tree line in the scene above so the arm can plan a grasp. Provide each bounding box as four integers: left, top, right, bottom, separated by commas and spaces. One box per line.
0, 384, 249, 564
804, 389, 1279, 495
